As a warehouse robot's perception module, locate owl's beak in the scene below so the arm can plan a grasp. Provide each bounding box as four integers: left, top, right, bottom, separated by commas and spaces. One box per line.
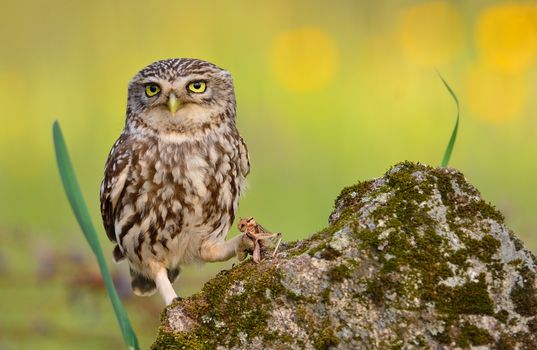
167, 93, 180, 114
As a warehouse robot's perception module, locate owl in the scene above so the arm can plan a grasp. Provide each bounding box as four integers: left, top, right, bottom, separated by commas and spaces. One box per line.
100, 58, 253, 305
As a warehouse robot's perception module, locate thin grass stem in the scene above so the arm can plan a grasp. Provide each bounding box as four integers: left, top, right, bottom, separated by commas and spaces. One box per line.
437, 72, 460, 168
53, 121, 140, 350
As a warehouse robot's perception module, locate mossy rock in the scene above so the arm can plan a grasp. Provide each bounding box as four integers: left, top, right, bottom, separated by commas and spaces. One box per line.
152, 162, 537, 349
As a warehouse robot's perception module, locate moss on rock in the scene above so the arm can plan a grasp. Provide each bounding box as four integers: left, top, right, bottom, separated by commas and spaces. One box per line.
510, 264, 537, 317
457, 323, 494, 347
153, 162, 537, 349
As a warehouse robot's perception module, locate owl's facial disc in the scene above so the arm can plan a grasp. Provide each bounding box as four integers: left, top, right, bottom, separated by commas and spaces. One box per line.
127, 58, 237, 134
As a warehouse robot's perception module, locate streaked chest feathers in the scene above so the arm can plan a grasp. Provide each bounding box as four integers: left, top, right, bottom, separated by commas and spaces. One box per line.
117, 133, 243, 264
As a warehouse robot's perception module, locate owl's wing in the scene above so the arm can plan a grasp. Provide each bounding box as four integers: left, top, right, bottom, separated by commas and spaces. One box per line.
238, 136, 250, 177
100, 133, 132, 246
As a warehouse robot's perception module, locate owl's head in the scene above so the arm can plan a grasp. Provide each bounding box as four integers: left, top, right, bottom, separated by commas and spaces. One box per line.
126, 58, 236, 134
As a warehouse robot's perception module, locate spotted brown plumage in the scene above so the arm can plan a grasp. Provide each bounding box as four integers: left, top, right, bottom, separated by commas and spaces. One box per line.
100, 58, 252, 305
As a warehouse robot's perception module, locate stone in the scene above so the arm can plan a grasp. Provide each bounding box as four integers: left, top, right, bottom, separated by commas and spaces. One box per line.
152, 162, 537, 349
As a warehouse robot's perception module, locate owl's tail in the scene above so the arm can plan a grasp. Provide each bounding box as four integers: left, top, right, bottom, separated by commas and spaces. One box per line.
129, 267, 181, 297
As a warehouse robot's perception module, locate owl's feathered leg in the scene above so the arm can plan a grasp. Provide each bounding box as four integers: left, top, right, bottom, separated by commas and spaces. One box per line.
155, 268, 178, 306
200, 233, 254, 262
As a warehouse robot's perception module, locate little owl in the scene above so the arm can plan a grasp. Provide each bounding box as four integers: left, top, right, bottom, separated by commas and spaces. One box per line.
100, 58, 253, 305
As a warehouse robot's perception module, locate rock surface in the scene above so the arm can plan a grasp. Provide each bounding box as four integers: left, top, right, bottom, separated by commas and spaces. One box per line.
152, 162, 537, 349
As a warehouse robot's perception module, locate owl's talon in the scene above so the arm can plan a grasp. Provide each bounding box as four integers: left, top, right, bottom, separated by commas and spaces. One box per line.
235, 233, 255, 261
237, 217, 283, 264
236, 250, 248, 261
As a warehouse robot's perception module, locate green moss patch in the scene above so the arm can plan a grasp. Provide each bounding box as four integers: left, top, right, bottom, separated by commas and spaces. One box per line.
436, 273, 494, 316
313, 323, 339, 349
510, 265, 537, 317
327, 264, 351, 282
457, 323, 494, 347
153, 263, 286, 349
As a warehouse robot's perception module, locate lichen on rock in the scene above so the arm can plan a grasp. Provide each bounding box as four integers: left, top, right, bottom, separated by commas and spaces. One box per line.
152, 162, 537, 349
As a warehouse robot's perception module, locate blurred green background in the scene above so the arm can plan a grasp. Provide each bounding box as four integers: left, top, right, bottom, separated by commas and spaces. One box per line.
2, 0, 537, 348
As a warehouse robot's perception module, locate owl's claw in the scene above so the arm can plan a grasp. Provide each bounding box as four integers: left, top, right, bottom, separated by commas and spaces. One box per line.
237, 217, 282, 263
236, 233, 255, 261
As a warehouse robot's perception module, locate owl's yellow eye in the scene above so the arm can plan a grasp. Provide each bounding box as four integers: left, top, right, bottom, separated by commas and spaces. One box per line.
145, 83, 161, 97
187, 81, 207, 93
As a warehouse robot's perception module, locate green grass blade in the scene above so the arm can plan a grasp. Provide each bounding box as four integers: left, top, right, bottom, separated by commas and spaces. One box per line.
437, 72, 460, 168
53, 121, 140, 350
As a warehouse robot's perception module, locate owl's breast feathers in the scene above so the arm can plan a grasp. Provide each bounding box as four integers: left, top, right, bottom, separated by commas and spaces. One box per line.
100, 126, 249, 264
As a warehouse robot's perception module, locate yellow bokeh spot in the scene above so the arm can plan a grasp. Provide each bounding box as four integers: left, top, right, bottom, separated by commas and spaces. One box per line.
465, 64, 527, 123
0, 70, 30, 142
271, 27, 338, 93
397, 1, 464, 66
476, 4, 537, 72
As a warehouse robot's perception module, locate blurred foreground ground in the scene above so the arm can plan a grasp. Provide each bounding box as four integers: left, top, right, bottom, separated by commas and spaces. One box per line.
0, 227, 234, 349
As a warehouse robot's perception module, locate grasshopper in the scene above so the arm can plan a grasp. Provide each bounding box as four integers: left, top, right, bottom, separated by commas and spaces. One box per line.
237, 217, 282, 263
